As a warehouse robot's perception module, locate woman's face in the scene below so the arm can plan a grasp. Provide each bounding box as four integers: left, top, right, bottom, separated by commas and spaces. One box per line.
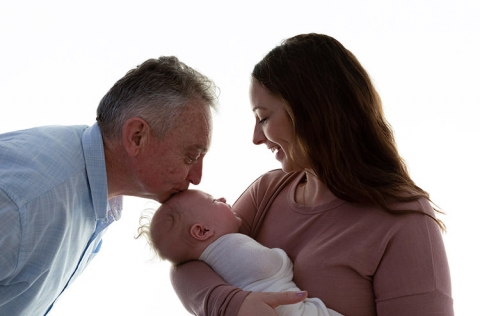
249, 80, 303, 172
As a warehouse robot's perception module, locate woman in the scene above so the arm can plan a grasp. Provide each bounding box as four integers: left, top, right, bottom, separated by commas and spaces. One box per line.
171, 33, 453, 316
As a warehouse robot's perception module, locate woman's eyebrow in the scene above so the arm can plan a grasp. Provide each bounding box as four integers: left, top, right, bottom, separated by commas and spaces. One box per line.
252, 106, 265, 112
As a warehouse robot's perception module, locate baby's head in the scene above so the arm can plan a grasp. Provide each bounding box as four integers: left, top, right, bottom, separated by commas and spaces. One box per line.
147, 189, 242, 265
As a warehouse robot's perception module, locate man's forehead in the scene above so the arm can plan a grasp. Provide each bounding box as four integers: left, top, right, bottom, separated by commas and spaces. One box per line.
181, 125, 212, 152
181, 101, 213, 125
177, 106, 212, 143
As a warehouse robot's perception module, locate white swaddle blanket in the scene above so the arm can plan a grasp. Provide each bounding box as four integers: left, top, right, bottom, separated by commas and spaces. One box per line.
199, 233, 342, 316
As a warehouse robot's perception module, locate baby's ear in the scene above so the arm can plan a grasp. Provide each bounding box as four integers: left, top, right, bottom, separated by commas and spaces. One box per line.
190, 223, 214, 241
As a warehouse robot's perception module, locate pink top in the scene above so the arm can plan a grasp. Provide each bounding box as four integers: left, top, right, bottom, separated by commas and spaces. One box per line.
171, 169, 453, 316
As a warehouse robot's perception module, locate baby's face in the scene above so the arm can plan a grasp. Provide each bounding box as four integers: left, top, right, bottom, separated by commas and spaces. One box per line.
176, 189, 242, 235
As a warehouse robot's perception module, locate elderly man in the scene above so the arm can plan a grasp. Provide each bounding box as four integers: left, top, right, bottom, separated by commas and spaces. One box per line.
0, 56, 217, 315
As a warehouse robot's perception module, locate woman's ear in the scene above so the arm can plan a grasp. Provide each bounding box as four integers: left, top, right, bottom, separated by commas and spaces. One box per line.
190, 223, 214, 241
122, 117, 150, 157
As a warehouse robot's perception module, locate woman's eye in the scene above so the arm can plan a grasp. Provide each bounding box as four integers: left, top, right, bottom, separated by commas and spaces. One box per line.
258, 118, 267, 124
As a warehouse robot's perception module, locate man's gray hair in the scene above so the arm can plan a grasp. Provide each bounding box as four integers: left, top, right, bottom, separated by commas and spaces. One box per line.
96, 56, 218, 139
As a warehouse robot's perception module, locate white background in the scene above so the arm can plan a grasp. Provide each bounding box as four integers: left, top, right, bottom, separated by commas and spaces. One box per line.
1, 1, 479, 315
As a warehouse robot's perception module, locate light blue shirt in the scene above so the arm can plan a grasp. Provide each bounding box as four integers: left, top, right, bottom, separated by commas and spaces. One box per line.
0, 123, 122, 315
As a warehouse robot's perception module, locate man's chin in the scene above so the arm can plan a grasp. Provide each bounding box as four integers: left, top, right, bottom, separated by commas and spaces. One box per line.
158, 193, 173, 203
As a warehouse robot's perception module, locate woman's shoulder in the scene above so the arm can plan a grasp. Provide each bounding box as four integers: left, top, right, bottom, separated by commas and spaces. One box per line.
255, 169, 300, 185
345, 197, 440, 235
245, 169, 301, 199
237, 169, 293, 198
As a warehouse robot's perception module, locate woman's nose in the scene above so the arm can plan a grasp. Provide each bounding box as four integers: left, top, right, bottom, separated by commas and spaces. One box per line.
252, 124, 266, 145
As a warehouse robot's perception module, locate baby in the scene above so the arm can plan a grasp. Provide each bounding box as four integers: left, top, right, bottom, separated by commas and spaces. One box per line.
141, 189, 342, 316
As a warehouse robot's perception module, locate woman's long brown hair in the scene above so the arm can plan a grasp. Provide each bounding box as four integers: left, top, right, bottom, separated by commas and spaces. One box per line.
252, 33, 445, 230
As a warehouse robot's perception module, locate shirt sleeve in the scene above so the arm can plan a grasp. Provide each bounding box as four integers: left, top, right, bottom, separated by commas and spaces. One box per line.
0, 189, 22, 283
374, 201, 454, 315
170, 261, 249, 316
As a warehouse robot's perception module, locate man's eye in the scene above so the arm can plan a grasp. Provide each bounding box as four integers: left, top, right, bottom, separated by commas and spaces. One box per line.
258, 118, 267, 124
186, 156, 199, 164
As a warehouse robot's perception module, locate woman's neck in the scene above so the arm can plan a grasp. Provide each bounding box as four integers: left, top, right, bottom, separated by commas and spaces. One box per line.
297, 169, 337, 207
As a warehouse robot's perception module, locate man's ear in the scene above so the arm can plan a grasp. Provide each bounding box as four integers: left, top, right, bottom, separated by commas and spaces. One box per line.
122, 117, 150, 157
190, 223, 214, 241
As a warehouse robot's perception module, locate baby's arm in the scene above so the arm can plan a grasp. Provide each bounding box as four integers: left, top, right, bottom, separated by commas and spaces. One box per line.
199, 234, 284, 289
201, 234, 342, 316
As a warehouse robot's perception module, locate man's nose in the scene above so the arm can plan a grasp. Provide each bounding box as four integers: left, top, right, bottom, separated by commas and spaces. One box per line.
187, 159, 203, 185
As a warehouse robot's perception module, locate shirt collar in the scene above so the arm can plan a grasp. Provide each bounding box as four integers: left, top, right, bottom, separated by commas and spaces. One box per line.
82, 123, 112, 221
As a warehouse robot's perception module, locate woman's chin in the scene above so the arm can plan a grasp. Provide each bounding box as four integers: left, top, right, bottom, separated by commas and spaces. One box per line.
279, 163, 295, 173
279, 161, 304, 173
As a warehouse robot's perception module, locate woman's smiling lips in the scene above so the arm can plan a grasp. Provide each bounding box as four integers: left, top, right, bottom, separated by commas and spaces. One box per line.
268, 145, 280, 153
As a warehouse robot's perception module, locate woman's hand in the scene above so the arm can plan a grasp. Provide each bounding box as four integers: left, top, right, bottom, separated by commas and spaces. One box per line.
237, 291, 307, 316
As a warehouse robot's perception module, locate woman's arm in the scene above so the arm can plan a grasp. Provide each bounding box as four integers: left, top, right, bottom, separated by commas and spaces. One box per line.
170, 261, 248, 315
170, 261, 306, 316
374, 200, 454, 315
